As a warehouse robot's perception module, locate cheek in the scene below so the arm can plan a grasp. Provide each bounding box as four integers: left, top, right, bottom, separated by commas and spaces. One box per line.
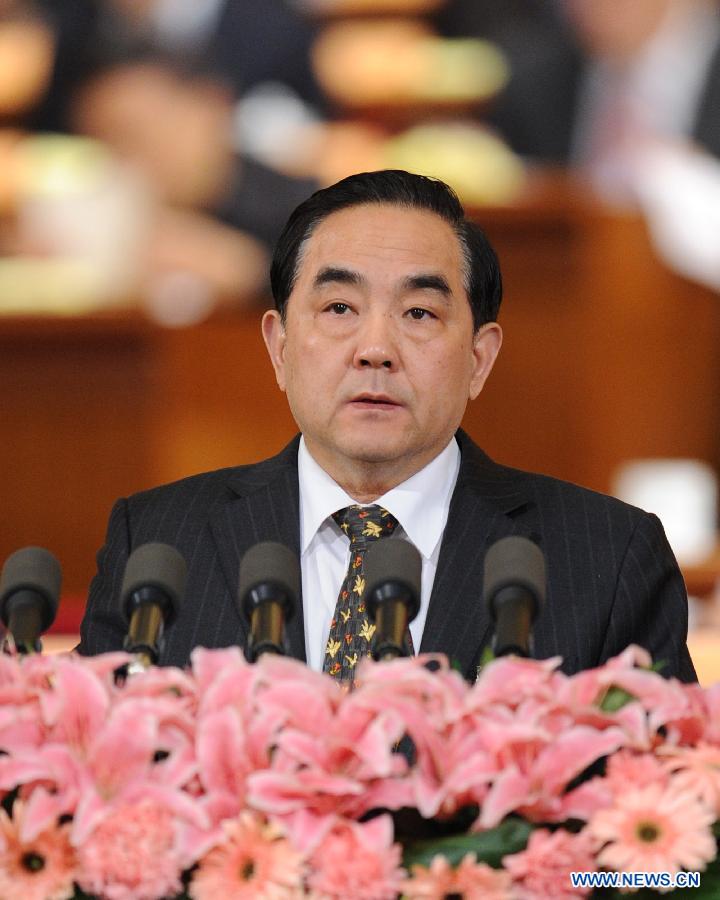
413, 346, 474, 398
283, 340, 338, 410
293, 330, 354, 385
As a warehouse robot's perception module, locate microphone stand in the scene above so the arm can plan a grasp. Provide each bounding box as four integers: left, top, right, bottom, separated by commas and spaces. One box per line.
371, 585, 415, 661
4, 592, 44, 654
244, 585, 292, 662
238, 542, 299, 664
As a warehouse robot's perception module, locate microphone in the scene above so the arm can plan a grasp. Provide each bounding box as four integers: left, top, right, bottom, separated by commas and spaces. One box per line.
484, 536, 545, 658
0, 547, 61, 654
364, 538, 421, 661
238, 542, 299, 662
121, 543, 186, 670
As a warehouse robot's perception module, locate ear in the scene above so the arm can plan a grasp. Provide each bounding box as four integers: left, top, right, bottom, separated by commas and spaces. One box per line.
468, 322, 502, 400
261, 309, 287, 392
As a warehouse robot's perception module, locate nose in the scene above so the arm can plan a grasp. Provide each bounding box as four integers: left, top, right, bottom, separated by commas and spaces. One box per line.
353, 310, 397, 370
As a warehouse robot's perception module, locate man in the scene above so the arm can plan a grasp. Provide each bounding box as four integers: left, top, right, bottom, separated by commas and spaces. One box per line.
79, 169, 696, 683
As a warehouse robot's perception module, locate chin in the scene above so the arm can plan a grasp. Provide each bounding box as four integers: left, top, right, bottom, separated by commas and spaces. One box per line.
339, 435, 417, 466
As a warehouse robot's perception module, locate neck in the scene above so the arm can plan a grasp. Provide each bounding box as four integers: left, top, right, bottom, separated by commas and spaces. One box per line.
304, 441, 441, 504
327, 462, 407, 505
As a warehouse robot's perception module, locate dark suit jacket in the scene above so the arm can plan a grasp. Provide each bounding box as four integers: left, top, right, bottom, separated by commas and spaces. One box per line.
79, 431, 697, 683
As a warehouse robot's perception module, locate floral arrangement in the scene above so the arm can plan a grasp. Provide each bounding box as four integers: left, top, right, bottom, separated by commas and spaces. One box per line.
0, 645, 719, 899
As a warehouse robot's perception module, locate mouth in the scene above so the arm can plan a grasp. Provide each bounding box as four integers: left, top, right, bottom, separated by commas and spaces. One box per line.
348, 393, 402, 411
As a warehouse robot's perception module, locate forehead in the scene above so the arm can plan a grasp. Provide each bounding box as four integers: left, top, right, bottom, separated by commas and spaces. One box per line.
294, 203, 466, 290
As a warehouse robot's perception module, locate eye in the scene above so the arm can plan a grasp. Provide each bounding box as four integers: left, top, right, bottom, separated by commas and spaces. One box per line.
406, 307, 435, 320
325, 302, 350, 315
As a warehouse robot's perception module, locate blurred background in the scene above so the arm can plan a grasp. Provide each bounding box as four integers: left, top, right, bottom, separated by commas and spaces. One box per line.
3, 0, 720, 680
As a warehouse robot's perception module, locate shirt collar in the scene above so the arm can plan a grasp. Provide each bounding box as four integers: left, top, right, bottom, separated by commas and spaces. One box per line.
298, 435, 460, 559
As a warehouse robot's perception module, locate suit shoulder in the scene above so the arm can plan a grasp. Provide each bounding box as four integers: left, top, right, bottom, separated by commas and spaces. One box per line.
126, 465, 243, 513
124, 440, 299, 521
458, 432, 650, 528
497, 461, 650, 525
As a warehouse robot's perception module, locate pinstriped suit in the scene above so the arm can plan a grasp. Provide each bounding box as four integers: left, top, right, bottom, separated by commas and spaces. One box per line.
78, 431, 697, 682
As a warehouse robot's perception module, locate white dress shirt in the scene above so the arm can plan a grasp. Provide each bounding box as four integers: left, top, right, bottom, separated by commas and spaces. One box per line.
298, 436, 461, 671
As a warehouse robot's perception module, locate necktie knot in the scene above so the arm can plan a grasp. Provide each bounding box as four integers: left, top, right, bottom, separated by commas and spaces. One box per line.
332, 504, 398, 546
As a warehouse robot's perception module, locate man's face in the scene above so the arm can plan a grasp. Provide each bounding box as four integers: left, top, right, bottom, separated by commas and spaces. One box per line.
262, 203, 501, 490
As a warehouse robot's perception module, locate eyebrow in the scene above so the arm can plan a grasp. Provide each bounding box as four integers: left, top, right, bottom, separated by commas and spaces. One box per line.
312, 267, 453, 298
401, 273, 452, 297
312, 266, 367, 289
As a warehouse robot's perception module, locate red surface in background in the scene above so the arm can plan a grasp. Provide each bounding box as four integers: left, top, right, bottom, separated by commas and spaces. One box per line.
51, 596, 84, 633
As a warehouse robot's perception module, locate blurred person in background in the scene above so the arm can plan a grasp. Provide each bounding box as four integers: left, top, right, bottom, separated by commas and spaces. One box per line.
561, 0, 720, 194
23, 0, 326, 163
437, 0, 720, 291
70, 57, 319, 252
436, 0, 720, 175
75, 0, 328, 246
0, 0, 336, 319
433, 0, 582, 163
563, 0, 720, 291
0, 0, 56, 127
106, 0, 325, 108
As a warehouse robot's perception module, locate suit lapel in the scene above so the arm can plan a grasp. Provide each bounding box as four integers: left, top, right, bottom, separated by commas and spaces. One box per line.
420, 431, 536, 678
208, 437, 307, 662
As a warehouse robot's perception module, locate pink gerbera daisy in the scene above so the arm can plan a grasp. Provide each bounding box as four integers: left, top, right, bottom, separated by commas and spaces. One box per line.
503, 827, 596, 899
589, 783, 715, 875
405, 853, 512, 900
659, 743, 720, 816
604, 750, 669, 797
190, 811, 305, 899
0, 803, 77, 900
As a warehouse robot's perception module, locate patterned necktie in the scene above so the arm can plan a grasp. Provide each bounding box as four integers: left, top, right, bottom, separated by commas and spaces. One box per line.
323, 505, 400, 684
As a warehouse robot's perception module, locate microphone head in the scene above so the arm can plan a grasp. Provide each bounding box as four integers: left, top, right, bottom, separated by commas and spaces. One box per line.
483, 536, 546, 620
238, 542, 299, 621
120, 543, 186, 624
0, 546, 61, 632
364, 538, 422, 622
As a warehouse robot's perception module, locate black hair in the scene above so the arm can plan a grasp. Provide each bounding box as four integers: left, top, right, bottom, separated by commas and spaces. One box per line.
270, 169, 502, 330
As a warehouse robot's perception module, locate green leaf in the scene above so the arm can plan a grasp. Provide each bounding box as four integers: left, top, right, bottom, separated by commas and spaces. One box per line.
682, 857, 720, 899
479, 645, 496, 668
402, 817, 533, 870
598, 685, 636, 712
596, 658, 668, 713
